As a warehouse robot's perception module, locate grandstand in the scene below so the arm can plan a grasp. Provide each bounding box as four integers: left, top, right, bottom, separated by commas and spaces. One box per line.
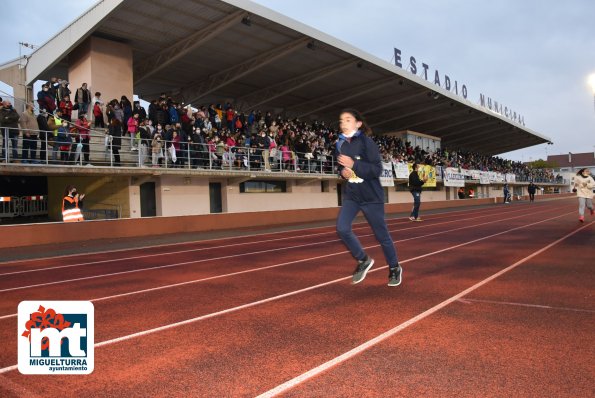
0, 0, 564, 224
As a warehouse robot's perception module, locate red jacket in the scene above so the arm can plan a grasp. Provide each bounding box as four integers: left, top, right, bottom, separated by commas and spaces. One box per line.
59, 101, 73, 118
75, 118, 91, 140
93, 103, 102, 117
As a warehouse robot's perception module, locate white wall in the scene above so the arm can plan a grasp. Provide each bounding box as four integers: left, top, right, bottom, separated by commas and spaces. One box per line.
147, 177, 339, 217
226, 180, 338, 213
158, 176, 210, 217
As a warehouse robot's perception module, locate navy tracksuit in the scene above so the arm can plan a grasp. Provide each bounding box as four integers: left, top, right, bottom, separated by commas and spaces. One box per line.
335, 131, 399, 268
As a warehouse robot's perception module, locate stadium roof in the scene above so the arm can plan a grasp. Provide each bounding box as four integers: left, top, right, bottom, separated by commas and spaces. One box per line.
19, 0, 551, 155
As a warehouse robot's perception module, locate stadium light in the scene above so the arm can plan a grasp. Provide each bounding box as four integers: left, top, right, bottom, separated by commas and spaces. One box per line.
18, 41, 37, 68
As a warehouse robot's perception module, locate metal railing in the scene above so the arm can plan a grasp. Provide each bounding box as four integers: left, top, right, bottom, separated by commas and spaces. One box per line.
0, 196, 17, 218
0, 196, 48, 219
1, 126, 337, 174
1, 125, 565, 183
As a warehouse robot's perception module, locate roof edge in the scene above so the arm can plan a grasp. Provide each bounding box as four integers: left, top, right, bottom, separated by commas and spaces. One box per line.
0, 57, 23, 71
24, 0, 125, 85
223, 0, 551, 143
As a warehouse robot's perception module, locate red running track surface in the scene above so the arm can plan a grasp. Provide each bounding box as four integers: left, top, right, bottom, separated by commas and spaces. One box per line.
0, 198, 593, 397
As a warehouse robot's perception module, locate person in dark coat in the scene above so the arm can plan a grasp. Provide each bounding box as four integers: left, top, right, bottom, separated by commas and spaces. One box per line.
335, 109, 402, 287
528, 182, 538, 202
457, 187, 466, 199
503, 183, 511, 204
408, 163, 427, 221
36, 110, 51, 163
0, 101, 20, 161
37, 83, 56, 113
108, 118, 122, 166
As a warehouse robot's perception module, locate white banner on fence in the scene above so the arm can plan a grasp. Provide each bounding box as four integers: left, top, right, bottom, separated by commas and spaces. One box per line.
505, 173, 516, 183
392, 162, 410, 179
443, 167, 465, 187
435, 166, 443, 181
471, 170, 481, 180
479, 171, 491, 185
380, 162, 395, 187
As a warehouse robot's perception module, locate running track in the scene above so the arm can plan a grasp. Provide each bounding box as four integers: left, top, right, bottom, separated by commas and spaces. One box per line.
0, 198, 593, 397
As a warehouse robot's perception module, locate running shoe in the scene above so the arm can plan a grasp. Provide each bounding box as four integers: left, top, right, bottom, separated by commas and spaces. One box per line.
352, 255, 374, 284
388, 266, 402, 287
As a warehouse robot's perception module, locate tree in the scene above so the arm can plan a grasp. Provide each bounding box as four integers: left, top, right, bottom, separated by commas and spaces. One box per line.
527, 159, 558, 169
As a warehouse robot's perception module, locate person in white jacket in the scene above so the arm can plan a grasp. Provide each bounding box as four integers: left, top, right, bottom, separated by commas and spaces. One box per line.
572, 168, 595, 223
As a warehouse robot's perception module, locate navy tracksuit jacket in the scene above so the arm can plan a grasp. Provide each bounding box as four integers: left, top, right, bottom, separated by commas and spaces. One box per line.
336, 132, 384, 203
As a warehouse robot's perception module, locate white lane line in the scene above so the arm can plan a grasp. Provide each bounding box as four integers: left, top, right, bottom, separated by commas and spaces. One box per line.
0, 203, 523, 275
255, 220, 594, 398
0, 202, 507, 267
0, 203, 542, 274
0, 210, 532, 319
457, 298, 595, 313
0, 207, 558, 294
0, 213, 578, 374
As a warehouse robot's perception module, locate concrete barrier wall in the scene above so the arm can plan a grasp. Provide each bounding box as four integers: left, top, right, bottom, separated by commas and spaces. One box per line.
0, 194, 572, 249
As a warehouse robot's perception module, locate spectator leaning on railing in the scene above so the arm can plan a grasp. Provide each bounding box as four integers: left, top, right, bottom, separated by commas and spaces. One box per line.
55, 120, 72, 164
75, 114, 91, 165
108, 117, 123, 167
59, 95, 73, 122
151, 130, 163, 167
19, 104, 39, 164
0, 101, 20, 162
36, 109, 51, 162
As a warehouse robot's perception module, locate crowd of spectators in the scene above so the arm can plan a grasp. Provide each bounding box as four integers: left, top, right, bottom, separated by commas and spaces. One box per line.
0, 84, 560, 183
375, 135, 557, 182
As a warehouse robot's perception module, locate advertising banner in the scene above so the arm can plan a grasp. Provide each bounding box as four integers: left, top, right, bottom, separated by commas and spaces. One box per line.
380, 162, 395, 187
407, 164, 437, 188
479, 171, 491, 185
443, 167, 465, 187
393, 162, 410, 179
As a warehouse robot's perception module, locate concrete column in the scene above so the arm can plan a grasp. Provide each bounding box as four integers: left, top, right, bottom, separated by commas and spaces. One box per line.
0, 63, 29, 111
68, 36, 133, 118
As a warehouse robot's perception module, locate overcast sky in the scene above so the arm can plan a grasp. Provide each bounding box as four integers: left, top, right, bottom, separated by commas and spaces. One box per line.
1, 0, 594, 162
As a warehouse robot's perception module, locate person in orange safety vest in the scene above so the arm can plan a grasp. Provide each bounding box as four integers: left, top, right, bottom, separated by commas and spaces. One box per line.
62, 185, 85, 222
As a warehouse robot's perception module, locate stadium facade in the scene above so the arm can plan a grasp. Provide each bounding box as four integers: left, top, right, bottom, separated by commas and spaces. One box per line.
0, 0, 562, 223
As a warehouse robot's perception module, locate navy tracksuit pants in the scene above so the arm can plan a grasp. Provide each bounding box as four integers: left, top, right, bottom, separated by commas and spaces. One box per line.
336, 199, 399, 268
